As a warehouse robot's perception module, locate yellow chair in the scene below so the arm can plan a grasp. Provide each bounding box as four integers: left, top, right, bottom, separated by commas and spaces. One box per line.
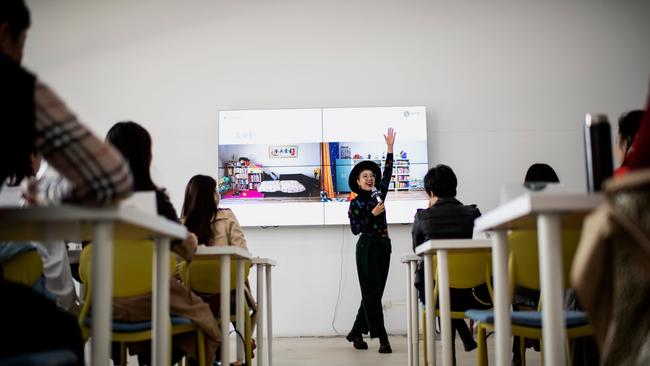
1, 249, 43, 287
422, 250, 493, 365
179, 254, 254, 366
466, 230, 593, 366
78, 240, 207, 366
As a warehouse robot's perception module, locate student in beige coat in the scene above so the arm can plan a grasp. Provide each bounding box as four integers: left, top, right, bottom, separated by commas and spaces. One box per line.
181, 175, 254, 320
181, 174, 247, 251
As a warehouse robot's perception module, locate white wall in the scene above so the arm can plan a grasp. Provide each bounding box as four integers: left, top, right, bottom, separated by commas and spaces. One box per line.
24, 0, 650, 336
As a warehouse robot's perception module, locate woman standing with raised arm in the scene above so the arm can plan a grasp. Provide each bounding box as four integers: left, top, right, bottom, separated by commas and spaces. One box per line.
346, 128, 395, 354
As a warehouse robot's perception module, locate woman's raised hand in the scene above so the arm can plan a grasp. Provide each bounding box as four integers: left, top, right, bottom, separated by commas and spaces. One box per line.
384, 127, 396, 152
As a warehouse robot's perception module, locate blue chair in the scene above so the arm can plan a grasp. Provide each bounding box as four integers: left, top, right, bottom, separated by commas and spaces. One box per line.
0, 350, 77, 366
466, 230, 593, 366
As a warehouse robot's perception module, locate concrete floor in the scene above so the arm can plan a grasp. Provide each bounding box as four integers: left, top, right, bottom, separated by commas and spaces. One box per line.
272, 335, 542, 366
102, 334, 543, 365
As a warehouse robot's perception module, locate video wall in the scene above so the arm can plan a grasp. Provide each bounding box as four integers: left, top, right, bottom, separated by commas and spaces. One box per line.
218, 106, 429, 226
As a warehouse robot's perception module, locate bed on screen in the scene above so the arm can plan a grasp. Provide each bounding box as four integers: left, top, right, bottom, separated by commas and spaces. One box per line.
257, 174, 320, 198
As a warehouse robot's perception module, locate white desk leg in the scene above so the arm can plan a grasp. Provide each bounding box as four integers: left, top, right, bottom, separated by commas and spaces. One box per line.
410, 261, 420, 365
492, 231, 511, 366
153, 236, 171, 366
236, 260, 245, 363
265, 265, 274, 366
424, 254, 436, 366
221, 255, 231, 365
538, 214, 566, 366
91, 221, 113, 366
257, 265, 265, 366
438, 250, 452, 366
406, 262, 413, 366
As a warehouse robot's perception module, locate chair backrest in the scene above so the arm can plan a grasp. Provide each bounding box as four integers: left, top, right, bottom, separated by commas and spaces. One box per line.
179, 257, 251, 295
79, 240, 176, 298
1, 250, 43, 287
433, 251, 492, 290
508, 229, 582, 292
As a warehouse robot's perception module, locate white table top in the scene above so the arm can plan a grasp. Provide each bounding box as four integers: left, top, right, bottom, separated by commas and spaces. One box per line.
252, 257, 277, 266
194, 245, 252, 260
415, 239, 492, 255
0, 205, 187, 241
401, 254, 420, 263
475, 192, 603, 232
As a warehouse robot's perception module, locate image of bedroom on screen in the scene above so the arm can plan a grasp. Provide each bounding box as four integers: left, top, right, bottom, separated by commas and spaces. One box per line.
218, 144, 323, 200
217, 108, 325, 202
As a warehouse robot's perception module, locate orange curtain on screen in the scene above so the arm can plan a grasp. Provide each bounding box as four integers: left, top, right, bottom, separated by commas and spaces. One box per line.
320, 143, 334, 199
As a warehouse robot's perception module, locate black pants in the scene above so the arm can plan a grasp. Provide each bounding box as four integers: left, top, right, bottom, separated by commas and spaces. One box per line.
0, 280, 84, 364
416, 280, 492, 362
351, 234, 391, 339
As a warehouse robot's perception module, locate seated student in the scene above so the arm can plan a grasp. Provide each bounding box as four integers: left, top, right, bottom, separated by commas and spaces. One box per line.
512, 163, 599, 366
180, 175, 257, 330
0, 154, 79, 314
412, 164, 489, 365
1, 1, 132, 363
511, 163, 559, 364
26, 155, 79, 314
523, 162, 559, 189
620, 101, 649, 171
574, 95, 649, 365
614, 110, 644, 167
103, 121, 220, 365
0, 12, 132, 205
181, 175, 248, 251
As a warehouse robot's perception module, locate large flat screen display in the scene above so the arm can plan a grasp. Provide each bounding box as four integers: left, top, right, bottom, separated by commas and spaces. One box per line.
218, 106, 429, 226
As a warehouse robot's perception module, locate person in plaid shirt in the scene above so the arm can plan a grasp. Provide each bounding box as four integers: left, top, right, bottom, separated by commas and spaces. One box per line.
1, 1, 132, 205
1, 1, 132, 363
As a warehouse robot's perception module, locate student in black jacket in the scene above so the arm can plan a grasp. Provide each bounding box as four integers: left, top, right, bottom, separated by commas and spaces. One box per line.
412, 164, 490, 364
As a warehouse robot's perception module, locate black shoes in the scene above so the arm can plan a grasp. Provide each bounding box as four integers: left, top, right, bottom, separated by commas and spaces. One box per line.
347, 331, 392, 353
378, 336, 392, 354
378, 342, 392, 354
346, 332, 368, 350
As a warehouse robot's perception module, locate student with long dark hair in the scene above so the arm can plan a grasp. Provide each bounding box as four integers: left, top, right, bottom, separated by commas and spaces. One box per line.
106, 122, 181, 225
104, 121, 221, 365
181, 174, 254, 336
181, 174, 247, 250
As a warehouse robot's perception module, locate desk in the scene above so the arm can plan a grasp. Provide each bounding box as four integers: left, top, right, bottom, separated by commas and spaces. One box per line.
0, 205, 187, 366
415, 239, 491, 366
401, 254, 420, 366
193, 246, 252, 365
252, 257, 277, 366
474, 193, 602, 366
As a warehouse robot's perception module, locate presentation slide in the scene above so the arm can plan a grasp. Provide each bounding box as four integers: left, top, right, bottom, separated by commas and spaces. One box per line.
218, 106, 429, 226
